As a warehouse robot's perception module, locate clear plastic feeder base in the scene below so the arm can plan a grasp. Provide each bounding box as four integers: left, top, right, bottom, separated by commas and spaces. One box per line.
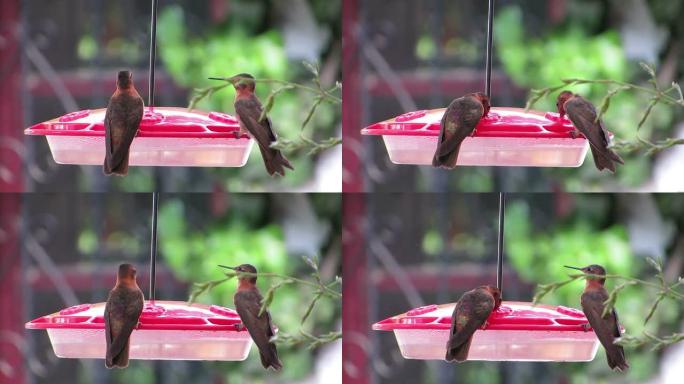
45, 136, 253, 167
381, 135, 588, 167
46, 328, 252, 361
373, 301, 604, 362
393, 328, 599, 361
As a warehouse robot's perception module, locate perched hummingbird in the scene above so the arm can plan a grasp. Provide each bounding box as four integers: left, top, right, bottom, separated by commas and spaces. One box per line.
556, 91, 624, 173
433, 92, 490, 169
103, 70, 144, 176
445, 285, 501, 362
104, 263, 144, 369
565, 264, 629, 371
208, 74, 293, 176
219, 264, 282, 371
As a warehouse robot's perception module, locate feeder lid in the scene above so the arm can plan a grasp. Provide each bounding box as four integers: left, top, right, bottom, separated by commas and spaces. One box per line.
373, 301, 594, 332
26, 300, 246, 332
25, 107, 249, 139
362, 107, 582, 139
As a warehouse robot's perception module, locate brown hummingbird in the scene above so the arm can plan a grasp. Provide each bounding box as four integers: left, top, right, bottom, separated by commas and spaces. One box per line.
556, 91, 624, 173
565, 264, 629, 371
103, 70, 144, 176
445, 285, 501, 362
219, 264, 282, 371
208, 74, 293, 176
104, 263, 144, 369
433, 92, 490, 169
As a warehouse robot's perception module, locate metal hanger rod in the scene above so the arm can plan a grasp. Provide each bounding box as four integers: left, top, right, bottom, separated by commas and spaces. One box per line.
496, 192, 505, 296
485, 0, 495, 98
148, 0, 159, 106
149, 192, 159, 301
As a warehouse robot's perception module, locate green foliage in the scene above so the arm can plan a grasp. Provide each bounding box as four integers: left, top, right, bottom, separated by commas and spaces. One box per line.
191, 63, 342, 156
495, 6, 628, 100
493, 5, 680, 188
505, 196, 684, 380
156, 195, 340, 380
528, 63, 684, 155
156, 4, 341, 188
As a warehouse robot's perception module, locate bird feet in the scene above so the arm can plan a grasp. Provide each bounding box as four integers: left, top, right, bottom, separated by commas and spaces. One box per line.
581, 323, 591, 332
569, 129, 580, 139
235, 323, 245, 331
480, 320, 490, 330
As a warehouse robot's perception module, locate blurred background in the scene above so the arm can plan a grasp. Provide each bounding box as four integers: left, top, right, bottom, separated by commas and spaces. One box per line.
342, 192, 684, 383
0, 192, 341, 384
0, 0, 341, 193
343, 0, 684, 192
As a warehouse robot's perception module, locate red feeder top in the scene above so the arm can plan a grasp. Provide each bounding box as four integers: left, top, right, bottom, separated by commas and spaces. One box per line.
373, 301, 592, 332
25, 107, 249, 139
26, 300, 247, 332
362, 107, 580, 139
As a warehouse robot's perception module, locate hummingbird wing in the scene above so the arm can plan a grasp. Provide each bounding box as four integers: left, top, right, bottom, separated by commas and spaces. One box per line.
234, 289, 282, 370
104, 286, 144, 368
564, 96, 624, 172
433, 95, 484, 169
104, 93, 144, 175
445, 288, 494, 362
234, 96, 293, 176
581, 290, 629, 371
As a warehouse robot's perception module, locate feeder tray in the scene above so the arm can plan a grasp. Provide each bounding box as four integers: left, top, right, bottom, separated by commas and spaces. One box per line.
24, 107, 254, 168
25, 300, 254, 361
373, 301, 610, 362
362, 107, 592, 167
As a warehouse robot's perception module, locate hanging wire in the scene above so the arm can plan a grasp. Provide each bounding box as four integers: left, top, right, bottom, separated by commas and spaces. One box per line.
149, 192, 159, 301
484, 0, 495, 98
496, 192, 505, 296
148, 0, 159, 107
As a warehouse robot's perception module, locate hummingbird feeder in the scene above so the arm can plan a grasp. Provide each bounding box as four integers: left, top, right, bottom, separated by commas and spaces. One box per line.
24, 108, 254, 167
372, 302, 602, 361
362, 0, 598, 168
23, 0, 254, 169
26, 193, 267, 362
372, 193, 620, 362
361, 108, 589, 167
25, 301, 253, 361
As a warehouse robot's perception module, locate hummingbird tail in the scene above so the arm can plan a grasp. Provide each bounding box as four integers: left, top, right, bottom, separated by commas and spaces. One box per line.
262, 148, 294, 176
103, 152, 130, 176
607, 345, 629, 371
445, 335, 472, 362
432, 143, 461, 170
259, 343, 283, 371
590, 146, 616, 173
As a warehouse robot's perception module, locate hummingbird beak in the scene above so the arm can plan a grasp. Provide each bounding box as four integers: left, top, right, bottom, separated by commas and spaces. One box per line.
218, 264, 236, 270
564, 265, 584, 271
208, 77, 230, 82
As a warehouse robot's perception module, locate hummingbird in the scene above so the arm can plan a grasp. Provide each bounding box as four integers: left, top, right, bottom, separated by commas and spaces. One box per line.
219, 264, 282, 371
103, 70, 144, 176
445, 285, 501, 362
432, 92, 490, 169
208, 74, 294, 176
556, 91, 624, 173
104, 263, 144, 369
565, 264, 629, 371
